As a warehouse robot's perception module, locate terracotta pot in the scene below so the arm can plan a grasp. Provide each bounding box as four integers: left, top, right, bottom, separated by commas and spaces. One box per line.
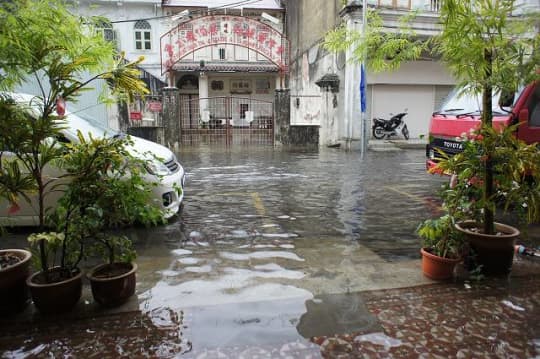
87, 262, 137, 308
27, 267, 83, 314
455, 220, 520, 276
420, 248, 461, 280
0, 249, 32, 314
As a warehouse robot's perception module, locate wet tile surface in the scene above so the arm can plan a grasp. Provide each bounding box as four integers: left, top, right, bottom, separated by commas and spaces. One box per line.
316, 275, 540, 359
1, 273, 539, 358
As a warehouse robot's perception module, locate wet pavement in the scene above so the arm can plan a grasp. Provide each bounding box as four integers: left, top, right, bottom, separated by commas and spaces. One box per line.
1, 147, 539, 358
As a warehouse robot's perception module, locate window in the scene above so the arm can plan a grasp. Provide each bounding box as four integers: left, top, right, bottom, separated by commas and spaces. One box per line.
134, 20, 152, 51
95, 19, 119, 50
219, 48, 226, 60
529, 85, 540, 127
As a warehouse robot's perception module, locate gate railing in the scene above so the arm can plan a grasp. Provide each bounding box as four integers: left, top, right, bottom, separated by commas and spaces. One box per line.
179, 96, 274, 146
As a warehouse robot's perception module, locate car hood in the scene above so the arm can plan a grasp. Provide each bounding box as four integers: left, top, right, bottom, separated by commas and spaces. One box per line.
126, 135, 175, 162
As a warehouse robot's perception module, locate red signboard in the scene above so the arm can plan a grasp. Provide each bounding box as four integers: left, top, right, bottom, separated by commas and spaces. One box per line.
146, 101, 163, 112
130, 111, 142, 120
161, 15, 289, 74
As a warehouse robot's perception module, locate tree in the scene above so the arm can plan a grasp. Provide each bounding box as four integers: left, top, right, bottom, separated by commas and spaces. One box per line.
325, 0, 540, 234
0, 0, 149, 278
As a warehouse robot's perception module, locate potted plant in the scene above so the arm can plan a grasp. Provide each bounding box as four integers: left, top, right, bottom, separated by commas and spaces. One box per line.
87, 235, 138, 307
57, 133, 163, 308
417, 214, 465, 280
0, 0, 149, 313
0, 99, 35, 314
436, 124, 540, 275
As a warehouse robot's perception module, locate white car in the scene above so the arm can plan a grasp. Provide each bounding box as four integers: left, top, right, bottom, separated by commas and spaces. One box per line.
0, 93, 185, 226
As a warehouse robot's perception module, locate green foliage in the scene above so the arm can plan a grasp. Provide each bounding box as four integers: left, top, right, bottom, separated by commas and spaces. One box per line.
324, 9, 429, 72
0, 0, 151, 279
417, 214, 464, 259
27, 231, 80, 276
90, 235, 136, 265
53, 133, 164, 266
435, 124, 540, 228
438, 0, 540, 96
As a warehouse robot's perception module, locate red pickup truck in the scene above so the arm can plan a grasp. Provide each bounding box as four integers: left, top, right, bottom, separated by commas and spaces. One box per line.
426, 82, 540, 172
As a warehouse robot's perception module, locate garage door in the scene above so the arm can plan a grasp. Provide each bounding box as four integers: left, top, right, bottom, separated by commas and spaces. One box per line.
371, 85, 435, 139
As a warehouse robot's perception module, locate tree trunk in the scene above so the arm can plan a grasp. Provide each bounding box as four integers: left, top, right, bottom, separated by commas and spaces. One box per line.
482, 49, 495, 235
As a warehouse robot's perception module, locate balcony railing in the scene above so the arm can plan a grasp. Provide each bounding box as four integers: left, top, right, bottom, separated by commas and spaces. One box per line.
369, 0, 441, 12
370, 0, 538, 13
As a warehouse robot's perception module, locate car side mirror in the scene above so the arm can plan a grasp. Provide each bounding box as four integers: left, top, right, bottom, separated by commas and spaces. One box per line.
499, 91, 514, 108
518, 108, 529, 123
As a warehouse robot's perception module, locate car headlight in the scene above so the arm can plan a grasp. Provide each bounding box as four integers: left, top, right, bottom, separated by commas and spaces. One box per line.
145, 159, 172, 176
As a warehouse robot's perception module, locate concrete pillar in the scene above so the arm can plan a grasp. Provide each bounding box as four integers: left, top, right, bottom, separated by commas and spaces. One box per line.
339, 2, 363, 150
161, 87, 180, 151
274, 89, 290, 146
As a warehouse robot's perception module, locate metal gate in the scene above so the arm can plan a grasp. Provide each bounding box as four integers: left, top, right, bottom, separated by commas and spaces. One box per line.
179, 96, 274, 146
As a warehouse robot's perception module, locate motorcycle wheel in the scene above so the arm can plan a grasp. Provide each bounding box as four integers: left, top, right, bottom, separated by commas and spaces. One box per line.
372, 126, 386, 139
402, 126, 410, 140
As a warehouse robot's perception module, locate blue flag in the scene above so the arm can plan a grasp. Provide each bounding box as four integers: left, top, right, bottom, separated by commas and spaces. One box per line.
360, 64, 366, 113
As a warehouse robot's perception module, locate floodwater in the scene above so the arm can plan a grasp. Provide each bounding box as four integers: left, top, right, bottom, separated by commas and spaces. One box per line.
1, 146, 451, 357
128, 147, 445, 355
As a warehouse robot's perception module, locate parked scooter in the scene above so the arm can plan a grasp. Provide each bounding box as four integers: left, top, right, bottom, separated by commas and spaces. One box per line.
372, 110, 410, 140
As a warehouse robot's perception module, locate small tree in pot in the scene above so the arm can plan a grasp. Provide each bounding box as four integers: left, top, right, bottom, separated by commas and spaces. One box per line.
58, 133, 164, 307
436, 124, 540, 274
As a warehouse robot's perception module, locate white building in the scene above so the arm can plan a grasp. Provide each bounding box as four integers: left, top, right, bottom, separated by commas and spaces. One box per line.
71, 0, 288, 143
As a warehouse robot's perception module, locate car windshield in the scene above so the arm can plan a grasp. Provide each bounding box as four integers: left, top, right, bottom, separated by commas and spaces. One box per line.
437, 88, 521, 116
63, 110, 118, 139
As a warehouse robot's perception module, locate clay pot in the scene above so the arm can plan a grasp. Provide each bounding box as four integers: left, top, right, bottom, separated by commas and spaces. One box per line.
0, 249, 32, 314
87, 262, 137, 307
420, 248, 461, 280
455, 220, 520, 276
27, 267, 83, 314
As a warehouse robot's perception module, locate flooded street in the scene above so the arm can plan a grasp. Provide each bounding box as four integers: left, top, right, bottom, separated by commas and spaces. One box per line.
128, 147, 445, 354
2, 147, 539, 357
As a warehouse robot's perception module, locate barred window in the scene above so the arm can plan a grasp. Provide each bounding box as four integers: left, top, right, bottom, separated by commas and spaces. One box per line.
134, 20, 151, 51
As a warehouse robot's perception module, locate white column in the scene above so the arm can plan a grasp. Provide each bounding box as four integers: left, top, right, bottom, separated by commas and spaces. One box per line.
199, 73, 209, 123
340, 2, 363, 150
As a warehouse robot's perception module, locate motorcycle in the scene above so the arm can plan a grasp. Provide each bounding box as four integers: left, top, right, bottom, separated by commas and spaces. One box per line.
372, 110, 410, 140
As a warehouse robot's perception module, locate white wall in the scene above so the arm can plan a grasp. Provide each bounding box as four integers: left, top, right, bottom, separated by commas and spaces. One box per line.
75, 0, 164, 81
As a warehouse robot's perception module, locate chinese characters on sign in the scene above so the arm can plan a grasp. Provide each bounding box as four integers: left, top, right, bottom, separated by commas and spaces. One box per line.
161, 15, 289, 74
